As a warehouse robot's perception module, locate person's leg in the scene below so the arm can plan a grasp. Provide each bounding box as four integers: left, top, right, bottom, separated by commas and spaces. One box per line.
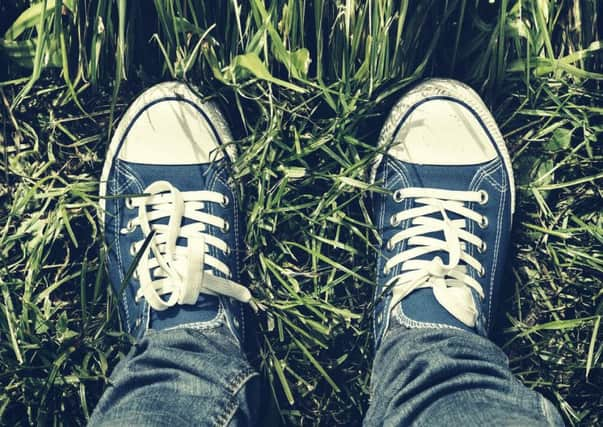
92, 82, 260, 426
365, 79, 563, 426
364, 327, 562, 426
89, 325, 259, 427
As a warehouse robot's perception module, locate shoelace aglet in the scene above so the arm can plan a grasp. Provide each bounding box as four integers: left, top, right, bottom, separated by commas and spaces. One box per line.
249, 299, 266, 313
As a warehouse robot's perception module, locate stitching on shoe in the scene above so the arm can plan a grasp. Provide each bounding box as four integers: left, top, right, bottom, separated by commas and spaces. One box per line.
114, 161, 140, 193
214, 170, 244, 340
377, 158, 410, 343
118, 161, 233, 336
375, 160, 388, 341
482, 163, 507, 192
211, 167, 245, 341
115, 163, 143, 333
388, 159, 505, 334
116, 161, 147, 332
475, 163, 506, 329
469, 164, 491, 331
115, 161, 144, 193
469, 161, 507, 331
488, 181, 505, 328
379, 161, 397, 341
110, 172, 131, 332
468, 158, 499, 192
388, 160, 410, 280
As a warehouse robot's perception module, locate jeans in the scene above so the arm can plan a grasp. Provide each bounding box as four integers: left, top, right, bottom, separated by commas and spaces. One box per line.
89, 326, 260, 426
89, 322, 564, 426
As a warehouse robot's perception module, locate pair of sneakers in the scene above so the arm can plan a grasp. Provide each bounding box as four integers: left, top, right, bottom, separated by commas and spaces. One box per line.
99, 79, 514, 350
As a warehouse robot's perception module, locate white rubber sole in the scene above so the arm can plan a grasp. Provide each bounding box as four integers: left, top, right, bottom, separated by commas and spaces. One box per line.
98, 82, 236, 224
370, 78, 515, 215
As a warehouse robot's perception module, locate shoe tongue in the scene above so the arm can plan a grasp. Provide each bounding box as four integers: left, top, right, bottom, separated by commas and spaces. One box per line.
151, 297, 220, 330
396, 161, 481, 331
402, 162, 479, 191
121, 161, 222, 330
130, 161, 216, 247
125, 161, 211, 191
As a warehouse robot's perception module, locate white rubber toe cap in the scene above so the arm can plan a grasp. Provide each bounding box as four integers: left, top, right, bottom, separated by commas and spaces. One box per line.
390, 98, 497, 165
371, 78, 515, 214
116, 82, 223, 165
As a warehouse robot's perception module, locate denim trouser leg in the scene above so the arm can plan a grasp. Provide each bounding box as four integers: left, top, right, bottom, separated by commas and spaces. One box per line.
89, 326, 260, 427
364, 327, 564, 427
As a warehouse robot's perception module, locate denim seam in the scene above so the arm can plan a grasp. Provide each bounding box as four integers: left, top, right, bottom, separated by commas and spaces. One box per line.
539, 394, 557, 425
214, 398, 238, 427
213, 368, 259, 427
160, 304, 226, 333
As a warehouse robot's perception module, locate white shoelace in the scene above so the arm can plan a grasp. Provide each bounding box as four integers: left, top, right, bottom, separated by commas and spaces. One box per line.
384, 187, 489, 327
120, 180, 259, 312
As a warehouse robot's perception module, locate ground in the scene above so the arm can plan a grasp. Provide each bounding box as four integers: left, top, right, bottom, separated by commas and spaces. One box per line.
0, 1, 601, 426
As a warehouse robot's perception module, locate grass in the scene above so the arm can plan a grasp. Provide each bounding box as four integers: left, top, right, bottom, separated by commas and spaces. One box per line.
0, 0, 601, 425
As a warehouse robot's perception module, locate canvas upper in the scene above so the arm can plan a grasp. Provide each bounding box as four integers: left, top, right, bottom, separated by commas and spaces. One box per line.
99, 82, 253, 342
370, 79, 515, 349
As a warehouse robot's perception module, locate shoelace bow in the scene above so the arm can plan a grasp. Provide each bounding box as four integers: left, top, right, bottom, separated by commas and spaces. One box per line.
121, 180, 260, 312
384, 187, 489, 327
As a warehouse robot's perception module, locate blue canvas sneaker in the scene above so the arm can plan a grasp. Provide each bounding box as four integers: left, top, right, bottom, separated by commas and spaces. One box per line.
99, 82, 258, 342
370, 79, 515, 348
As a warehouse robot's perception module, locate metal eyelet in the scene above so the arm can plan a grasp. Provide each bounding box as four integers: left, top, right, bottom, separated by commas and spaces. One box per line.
125, 197, 135, 209
478, 266, 485, 277
221, 221, 230, 233
220, 195, 229, 207
479, 216, 488, 229
223, 246, 231, 255
393, 189, 404, 203
477, 241, 487, 254
120, 219, 136, 234
132, 270, 139, 280
478, 190, 489, 205
386, 240, 394, 251
135, 317, 141, 327
129, 244, 137, 256
390, 215, 400, 227
383, 266, 390, 275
